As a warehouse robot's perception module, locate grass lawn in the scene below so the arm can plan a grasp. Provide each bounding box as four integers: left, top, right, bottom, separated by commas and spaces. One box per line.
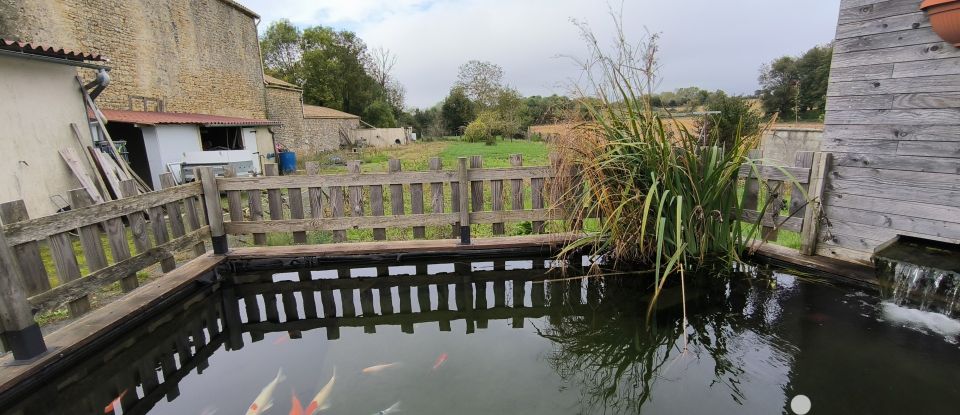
301, 137, 550, 174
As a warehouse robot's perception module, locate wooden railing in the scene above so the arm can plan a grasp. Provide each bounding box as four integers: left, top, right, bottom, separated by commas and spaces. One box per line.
738, 150, 830, 255
0, 172, 209, 359
216, 155, 564, 246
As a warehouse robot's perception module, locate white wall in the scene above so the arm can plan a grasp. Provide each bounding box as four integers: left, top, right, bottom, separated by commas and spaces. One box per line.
142, 124, 202, 189
0, 55, 95, 217
254, 126, 275, 169
353, 127, 411, 148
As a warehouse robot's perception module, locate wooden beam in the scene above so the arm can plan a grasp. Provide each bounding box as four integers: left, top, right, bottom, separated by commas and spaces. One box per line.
801, 153, 829, 255
198, 168, 226, 254
0, 210, 46, 360
458, 157, 471, 244
3, 183, 201, 246
227, 233, 579, 260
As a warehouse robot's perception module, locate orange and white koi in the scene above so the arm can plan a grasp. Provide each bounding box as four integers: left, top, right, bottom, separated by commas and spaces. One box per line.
305, 368, 336, 415
432, 353, 448, 370
362, 363, 400, 374
246, 368, 285, 415
104, 389, 127, 414
289, 389, 305, 415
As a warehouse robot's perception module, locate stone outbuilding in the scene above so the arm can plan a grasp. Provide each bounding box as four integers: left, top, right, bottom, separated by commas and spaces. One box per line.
302, 105, 361, 152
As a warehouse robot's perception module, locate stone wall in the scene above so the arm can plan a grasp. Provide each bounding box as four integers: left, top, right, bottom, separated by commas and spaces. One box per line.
759, 127, 823, 167
303, 118, 356, 154
0, 0, 267, 119
265, 85, 305, 152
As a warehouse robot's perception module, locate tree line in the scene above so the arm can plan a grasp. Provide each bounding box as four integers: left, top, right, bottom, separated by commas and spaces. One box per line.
260, 19, 833, 139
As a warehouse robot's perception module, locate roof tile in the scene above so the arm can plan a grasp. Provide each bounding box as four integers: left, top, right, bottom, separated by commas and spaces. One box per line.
102, 109, 279, 127
0, 38, 106, 62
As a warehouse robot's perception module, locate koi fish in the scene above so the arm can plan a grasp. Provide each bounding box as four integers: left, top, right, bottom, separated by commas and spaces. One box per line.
200, 407, 219, 415
289, 389, 304, 415
305, 368, 336, 414
362, 363, 400, 374
432, 353, 448, 370
273, 335, 290, 346
104, 389, 127, 414
246, 368, 285, 415
372, 401, 401, 415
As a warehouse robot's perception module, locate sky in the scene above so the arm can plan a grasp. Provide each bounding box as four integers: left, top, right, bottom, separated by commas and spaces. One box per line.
239, 0, 842, 108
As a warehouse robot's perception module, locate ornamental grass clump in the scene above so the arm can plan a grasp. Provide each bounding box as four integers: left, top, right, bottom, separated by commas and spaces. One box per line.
554, 21, 771, 300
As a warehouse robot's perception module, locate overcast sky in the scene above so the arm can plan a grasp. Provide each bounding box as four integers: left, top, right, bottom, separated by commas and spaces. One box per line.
239, 0, 841, 108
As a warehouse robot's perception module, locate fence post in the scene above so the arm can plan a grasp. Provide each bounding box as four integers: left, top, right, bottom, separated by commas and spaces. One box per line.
0, 218, 47, 360
198, 167, 227, 255
457, 157, 471, 244
800, 152, 830, 256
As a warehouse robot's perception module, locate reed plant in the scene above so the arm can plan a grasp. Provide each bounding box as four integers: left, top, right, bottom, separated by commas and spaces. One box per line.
553, 20, 771, 302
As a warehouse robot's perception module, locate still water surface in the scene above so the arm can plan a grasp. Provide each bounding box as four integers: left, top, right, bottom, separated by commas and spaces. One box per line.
10, 257, 960, 414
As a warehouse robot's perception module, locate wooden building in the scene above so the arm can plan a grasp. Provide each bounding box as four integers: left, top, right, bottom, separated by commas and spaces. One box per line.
819, 0, 960, 262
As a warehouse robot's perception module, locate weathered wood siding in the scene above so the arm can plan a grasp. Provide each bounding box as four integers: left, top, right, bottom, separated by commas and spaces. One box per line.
821, 0, 960, 262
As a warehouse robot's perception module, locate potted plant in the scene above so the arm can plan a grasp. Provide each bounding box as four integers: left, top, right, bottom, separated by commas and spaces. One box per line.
922, 0, 960, 47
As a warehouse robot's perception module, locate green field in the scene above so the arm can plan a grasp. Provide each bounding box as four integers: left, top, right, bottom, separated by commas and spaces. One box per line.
301, 137, 550, 173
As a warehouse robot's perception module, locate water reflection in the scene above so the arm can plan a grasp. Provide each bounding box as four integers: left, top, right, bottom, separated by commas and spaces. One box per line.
538, 267, 790, 414
7, 256, 960, 415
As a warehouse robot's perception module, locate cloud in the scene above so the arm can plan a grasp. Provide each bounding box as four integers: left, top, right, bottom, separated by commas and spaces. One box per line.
241, 0, 841, 108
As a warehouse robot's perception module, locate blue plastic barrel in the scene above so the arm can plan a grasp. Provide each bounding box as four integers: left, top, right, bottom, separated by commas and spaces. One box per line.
277, 151, 297, 175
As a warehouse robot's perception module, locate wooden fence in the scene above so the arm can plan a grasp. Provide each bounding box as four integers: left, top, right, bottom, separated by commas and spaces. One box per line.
738, 150, 829, 255
215, 155, 565, 246
0, 151, 828, 361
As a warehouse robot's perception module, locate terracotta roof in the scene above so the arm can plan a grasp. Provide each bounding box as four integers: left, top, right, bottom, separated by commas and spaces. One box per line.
0, 38, 107, 62
263, 74, 301, 90
102, 109, 279, 127
303, 105, 360, 119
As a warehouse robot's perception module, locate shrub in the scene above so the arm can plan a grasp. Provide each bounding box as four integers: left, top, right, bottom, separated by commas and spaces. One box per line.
463, 119, 491, 143
555, 22, 774, 309
485, 135, 498, 146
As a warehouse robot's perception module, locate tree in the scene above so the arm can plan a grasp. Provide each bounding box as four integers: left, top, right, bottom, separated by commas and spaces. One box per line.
758, 45, 832, 120
259, 24, 404, 118
260, 19, 303, 83
454, 60, 504, 108
524, 95, 576, 127
363, 100, 398, 128
441, 87, 476, 134
702, 92, 763, 149
368, 47, 406, 113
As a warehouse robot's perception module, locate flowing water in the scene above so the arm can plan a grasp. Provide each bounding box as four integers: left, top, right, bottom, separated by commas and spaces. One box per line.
875, 236, 960, 317
6, 255, 960, 415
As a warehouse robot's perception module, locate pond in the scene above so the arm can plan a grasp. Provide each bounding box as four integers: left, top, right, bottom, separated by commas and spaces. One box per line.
7, 254, 960, 415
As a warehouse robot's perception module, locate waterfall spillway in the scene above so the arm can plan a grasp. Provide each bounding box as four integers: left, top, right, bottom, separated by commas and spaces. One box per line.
874, 236, 960, 317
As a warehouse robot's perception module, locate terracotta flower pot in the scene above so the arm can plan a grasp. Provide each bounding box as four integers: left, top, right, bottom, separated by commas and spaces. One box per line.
922, 0, 960, 47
